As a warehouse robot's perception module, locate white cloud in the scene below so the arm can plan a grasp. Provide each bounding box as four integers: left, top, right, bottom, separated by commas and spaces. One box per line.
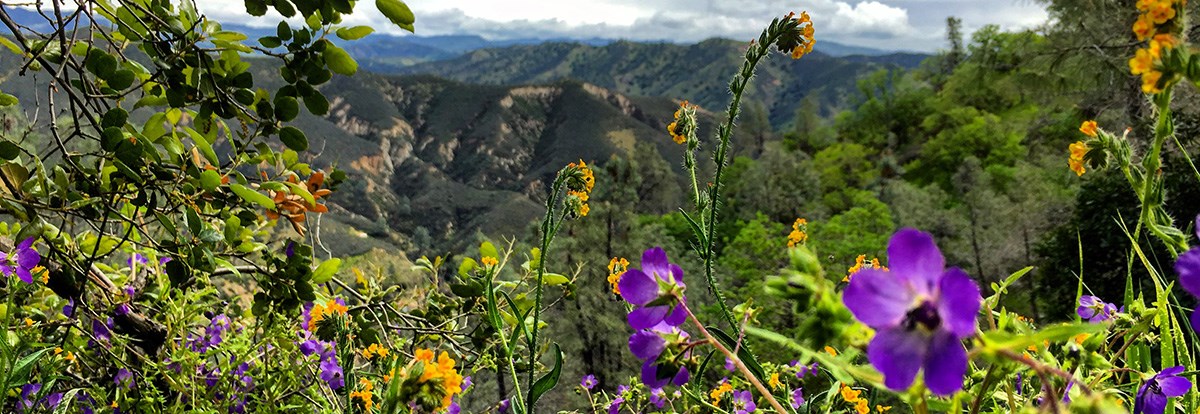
189, 0, 1049, 52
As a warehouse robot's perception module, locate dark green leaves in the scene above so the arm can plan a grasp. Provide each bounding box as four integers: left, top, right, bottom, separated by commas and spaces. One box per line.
0, 141, 20, 160
377, 0, 416, 31
274, 96, 300, 121
279, 126, 308, 151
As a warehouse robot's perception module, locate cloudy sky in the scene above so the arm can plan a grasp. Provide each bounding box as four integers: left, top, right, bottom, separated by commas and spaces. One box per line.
197, 0, 1050, 52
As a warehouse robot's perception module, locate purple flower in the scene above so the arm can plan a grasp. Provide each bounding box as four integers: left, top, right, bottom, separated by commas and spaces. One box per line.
1174, 214, 1200, 332
3, 237, 41, 283
462, 376, 473, 391
319, 356, 344, 389
790, 388, 805, 409
91, 318, 114, 346
842, 228, 982, 396
724, 358, 736, 371
1076, 295, 1117, 323
1134, 366, 1192, 414
114, 368, 134, 388
607, 396, 624, 414
116, 304, 131, 316
498, 399, 510, 414
581, 374, 597, 390
629, 321, 691, 388
618, 247, 687, 329
649, 388, 667, 408
732, 390, 756, 414
448, 402, 461, 414
127, 254, 148, 267
285, 242, 295, 257
795, 361, 819, 379
18, 383, 40, 412
62, 298, 75, 318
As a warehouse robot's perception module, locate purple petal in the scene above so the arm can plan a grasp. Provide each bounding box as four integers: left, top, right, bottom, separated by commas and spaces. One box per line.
663, 303, 687, 326
641, 247, 671, 282
867, 327, 927, 391
669, 264, 685, 286
618, 269, 658, 306
843, 268, 913, 329
17, 248, 39, 269
887, 228, 945, 295
672, 365, 690, 386
16, 267, 32, 284
628, 331, 666, 361
923, 330, 968, 396
1157, 376, 1192, 397
628, 306, 668, 330
641, 360, 670, 389
1195, 214, 1199, 239
936, 267, 980, 338
1076, 305, 1098, 320
1159, 366, 1186, 377
1136, 386, 1167, 414
1191, 310, 1200, 335
1176, 249, 1200, 297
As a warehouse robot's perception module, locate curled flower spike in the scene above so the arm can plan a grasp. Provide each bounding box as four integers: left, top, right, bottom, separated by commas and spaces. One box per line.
668, 100, 698, 145
776, 11, 816, 60
564, 160, 595, 217
842, 228, 982, 396
787, 218, 808, 247
607, 257, 629, 295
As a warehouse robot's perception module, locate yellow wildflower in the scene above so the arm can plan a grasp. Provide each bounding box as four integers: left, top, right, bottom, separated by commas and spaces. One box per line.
350, 378, 376, 412
840, 384, 862, 402
710, 381, 734, 403
855, 399, 871, 414
1129, 48, 1154, 75
1074, 333, 1091, 344
1079, 120, 1098, 137
481, 256, 499, 267
1132, 14, 1154, 40
1068, 141, 1088, 177
1147, 0, 1176, 24
24, 318, 33, 327
877, 405, 892, 413
607, 257, 629, 295
825, 346, 838, 356
1142, 70, 1164, 94
769, 373, 782, 389
788, 218, 808, 247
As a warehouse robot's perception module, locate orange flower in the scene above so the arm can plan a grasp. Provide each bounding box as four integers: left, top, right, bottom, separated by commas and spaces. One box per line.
1078, 120, 1098, 137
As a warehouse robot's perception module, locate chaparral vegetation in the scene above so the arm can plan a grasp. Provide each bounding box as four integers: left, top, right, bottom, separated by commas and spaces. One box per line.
2, 0, 1200, 413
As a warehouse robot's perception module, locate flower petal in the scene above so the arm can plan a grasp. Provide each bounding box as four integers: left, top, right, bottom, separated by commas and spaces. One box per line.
671, 365, 690, 386
628, 306, 668, 330
887, 228, 945, 295
936, 267, 980, 338
663, 302, 687, 326
867, 327, 927, 391
923, 330, 968, 396
628, 330, 666, 361
641, 247, 672, 282
670, 264, 685, 287
1192, 310, 1200, 337
1157, 375, 1192, 397
17, 248, 39, 269
618, 269, 658, 305
16, 267, 32, 284
1175, 248, 1200, 297
1136, 386, 1167, 414
843, 268, 913, 329
641, 360, 670, 389
1159, 366, 1186, 377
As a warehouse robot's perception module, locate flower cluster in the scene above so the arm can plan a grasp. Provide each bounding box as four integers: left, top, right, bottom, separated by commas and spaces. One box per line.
361, 343, 389, 360
843, 254, 885, 283
620, 248, 692, 388
842, 228, 982, 396
304, 298, 348, 332
564, 160, 595, 217
350, 378, 376, 412
186, 314, 233, 353
1129, 1, 1183, 93
787, 218, 808, 247
840, 384, 872, 414
3, 237, 41, 284
299, 333, 344, 389
265, 170, 332, 235
667, 100, 698, 145
1068, 120, 1097, 176
777, 11, 815, 60
397, 349, 466, 412
607, 257, 629, 295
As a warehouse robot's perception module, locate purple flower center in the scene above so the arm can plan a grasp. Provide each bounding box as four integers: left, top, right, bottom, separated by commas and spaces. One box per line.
903, 300, 941, 331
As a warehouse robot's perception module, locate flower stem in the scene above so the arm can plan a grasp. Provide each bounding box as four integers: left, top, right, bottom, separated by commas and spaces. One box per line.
682, 302, 787, 413
526, 174, 567, 414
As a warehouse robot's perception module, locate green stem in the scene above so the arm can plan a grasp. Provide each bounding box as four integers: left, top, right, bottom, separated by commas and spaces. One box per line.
701, 30, 784, 331
525, 175, 566, 414
486, 267, 526, 414
682, 302, 788, 413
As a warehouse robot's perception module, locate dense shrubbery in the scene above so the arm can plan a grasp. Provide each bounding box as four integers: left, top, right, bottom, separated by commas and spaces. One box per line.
3, 0, 1200, 413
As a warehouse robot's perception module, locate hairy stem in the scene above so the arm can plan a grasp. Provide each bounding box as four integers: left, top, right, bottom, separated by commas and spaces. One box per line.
683, 303, 787, 413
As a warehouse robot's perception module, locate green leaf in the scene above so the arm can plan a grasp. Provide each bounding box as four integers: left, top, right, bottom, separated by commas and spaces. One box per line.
323, 44, 357, 75
312, 258, 342, 283
336, 26, 374, 40
258, 36, 282, 48
213, 31, 248, 42
543, 273, 569, 286
106, 69, 135, 90
528, 343, 563, 408
303, 93, 329, 116
199, 169, 223, 191
458, 257, 477, 277
0, 93, 16, 107
274, 96, 300, 121
101, 108, 129, 128
0, 141, 20, 160
0, 37, 21, 55
377, 0, 416, 26
480, 241, 498, 260
8, 348, 53, 388
229, 183, 275, 209
279, 126, 308, 151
